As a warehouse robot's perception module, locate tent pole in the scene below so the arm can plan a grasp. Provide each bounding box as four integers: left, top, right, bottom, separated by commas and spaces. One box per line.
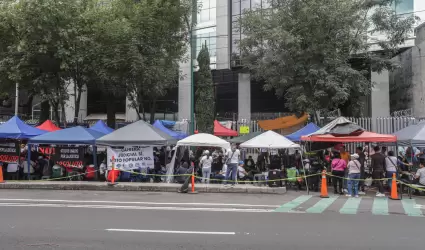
300, 149, 309, 195
27, 144, 31, 180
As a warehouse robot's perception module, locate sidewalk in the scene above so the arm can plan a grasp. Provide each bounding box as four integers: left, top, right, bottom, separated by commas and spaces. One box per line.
0, 181, 287, 194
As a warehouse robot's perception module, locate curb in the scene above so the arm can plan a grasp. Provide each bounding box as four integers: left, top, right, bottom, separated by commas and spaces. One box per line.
0, 182, 287, 194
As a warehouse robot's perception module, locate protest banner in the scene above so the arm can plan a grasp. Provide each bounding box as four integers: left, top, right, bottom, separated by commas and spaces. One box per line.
52, 146, 84, 168
0, 143, 19, 163
107, 146, 154, 170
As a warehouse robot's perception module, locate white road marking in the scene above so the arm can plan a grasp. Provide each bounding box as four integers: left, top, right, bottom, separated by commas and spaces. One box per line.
0, 198, 278, 208
106, 229, 235, 235
414, 205, 424, 209
0, 203, 273, 212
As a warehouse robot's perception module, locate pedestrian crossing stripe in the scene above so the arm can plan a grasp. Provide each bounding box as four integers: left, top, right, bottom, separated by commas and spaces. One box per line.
275, 195, 423, 216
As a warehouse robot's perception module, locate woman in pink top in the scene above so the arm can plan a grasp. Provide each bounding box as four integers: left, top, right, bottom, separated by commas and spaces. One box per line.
331, 152, 347, 195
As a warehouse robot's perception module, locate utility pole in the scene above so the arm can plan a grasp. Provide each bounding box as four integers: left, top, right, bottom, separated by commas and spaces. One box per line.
189, 0, 196, 135
14, 82, 19, 116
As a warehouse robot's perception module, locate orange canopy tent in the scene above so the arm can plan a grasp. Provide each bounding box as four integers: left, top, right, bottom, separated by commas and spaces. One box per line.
214, 120, 238, 137
36, 120, 61, 132
301, 131, 396, 143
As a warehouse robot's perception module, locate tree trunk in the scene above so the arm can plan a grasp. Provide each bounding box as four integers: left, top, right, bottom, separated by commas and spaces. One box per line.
39, 100, 50, 124
149, 98, 157, 124
51, 102, 60, 126
73, 84, 83, 125
106, 93, 116, 128
60, 100, 67, 128
24, 94, 34, 117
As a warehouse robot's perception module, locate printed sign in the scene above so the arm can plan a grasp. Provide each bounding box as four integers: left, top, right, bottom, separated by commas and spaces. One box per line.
107, 146, 154, 170
52, 146, 84, 168
239, 126, 249, 134
0, 143, 18, 163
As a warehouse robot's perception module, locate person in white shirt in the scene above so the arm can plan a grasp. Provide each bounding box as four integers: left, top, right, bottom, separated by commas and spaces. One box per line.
346, 154, 361, 198
200, 150, 213, 184
224, 146, 240, 187
21, 160, 36, 174
99, 160, 107, 181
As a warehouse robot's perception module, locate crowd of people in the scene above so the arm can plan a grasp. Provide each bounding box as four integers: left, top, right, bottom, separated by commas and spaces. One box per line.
329, 145, 425, 197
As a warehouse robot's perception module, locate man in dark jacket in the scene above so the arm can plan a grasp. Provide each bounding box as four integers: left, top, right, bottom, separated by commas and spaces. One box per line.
371, 146, 386, 196
356, 147, 366, 193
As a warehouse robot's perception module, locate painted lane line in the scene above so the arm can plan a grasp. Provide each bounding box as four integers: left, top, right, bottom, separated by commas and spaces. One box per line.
0, 199, 278, 208
275, 195, 312, 212
372, 198, 389, 215
106, 229, 235, 235
306, 196, 338, 214
340, 198, 362, 215
401, 199, 423, 217
0, 203, 273, 212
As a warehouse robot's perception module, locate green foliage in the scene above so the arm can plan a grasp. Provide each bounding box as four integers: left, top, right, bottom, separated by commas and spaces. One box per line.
238, 0, 418, 116
195, 45, 215, 133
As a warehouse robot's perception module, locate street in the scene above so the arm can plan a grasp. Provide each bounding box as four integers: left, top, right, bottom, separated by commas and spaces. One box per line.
0, 190, 424, 250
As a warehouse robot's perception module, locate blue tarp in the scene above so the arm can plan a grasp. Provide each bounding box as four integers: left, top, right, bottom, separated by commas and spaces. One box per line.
160, 120, 176, 128
90, 120, 114, 134
153, 120, 187, 140
286, 123, 320, 141
29, 126, 106, 145
0, 116, 46, 139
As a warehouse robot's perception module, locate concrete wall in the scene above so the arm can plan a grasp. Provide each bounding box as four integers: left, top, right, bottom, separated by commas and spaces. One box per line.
215, 0, 230, 70
389, 50, 413, 114
371, 70, 390, 131
238, 73, 251, 121
64, 82, 87, 122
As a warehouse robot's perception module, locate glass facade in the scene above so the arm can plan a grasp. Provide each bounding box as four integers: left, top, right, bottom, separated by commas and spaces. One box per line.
231, 0, 269, 65
395, 0, 414, 14
194, 0, 217, 69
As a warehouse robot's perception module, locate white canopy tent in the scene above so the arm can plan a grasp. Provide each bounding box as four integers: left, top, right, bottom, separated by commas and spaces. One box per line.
176, 133, 230, 148
166, 133, 230, 183
240, 130, 300, 149
240, 130, 309, 193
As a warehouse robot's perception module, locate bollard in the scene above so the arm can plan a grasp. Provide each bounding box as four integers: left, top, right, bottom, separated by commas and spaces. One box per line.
188, 168, 198, 194
389, 173, 400, 200
320, 170, 329, 198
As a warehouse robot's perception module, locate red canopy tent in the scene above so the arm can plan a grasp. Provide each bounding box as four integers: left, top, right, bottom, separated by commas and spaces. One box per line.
214, 120, 238, 137
36, 120, 61, 132
301, 131, 396, 143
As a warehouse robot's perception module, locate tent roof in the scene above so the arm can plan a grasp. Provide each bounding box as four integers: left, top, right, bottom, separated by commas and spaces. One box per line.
240, 130, 300, 149
36, 120, 61, 132
228, 131, 262, 144
286, 123, 320, 141
29, 126, 105, 145
90, 120, 114, 134
177, 133, 230, 148
392, 122, 425, 146
214, 120, 238, 137
0, 116, 46, 139
301, 131, 396, 143
153, 120, 187, 140
308, 117, 363, 136
96, 120, 177, 146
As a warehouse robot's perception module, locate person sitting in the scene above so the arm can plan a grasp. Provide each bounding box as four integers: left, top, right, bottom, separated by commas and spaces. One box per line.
238, 161, 253, 184
175, 160, 189, 184
6, 162, 19, 180
244, 155, 255, 170
21, 158, 36, 179
413, 160, 425, 186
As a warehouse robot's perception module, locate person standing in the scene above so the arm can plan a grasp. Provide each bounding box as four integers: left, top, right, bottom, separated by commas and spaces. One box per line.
346, 154, 361, 198
224, 145, 240, 187
385, 151, 398, 191
356, 147, 366, 195
331, 152, 347, 195
371, 146, 386, 197
200, 150, 213, 184
340, 146, 350, 192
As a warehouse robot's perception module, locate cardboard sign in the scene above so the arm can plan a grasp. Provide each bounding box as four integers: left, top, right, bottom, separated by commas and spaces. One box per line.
107, 146, 154, 170
239, 126, 250, 134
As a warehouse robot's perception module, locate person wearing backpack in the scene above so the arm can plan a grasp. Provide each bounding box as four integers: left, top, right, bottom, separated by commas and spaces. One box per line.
347, 154, 362, 198
385, 151, 398, 191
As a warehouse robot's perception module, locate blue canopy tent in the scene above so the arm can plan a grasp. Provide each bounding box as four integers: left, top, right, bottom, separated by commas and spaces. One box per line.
28, 126, 106, 179
90, 120, 114, 134
286, 123, 320, 141
153, 120, 187, 140
0, 116, 46, 139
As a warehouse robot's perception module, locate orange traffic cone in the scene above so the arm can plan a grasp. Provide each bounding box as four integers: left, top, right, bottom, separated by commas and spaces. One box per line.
389, 173, 400, 200
188, 169, 198, 194
0, 166, 4, 183
108, 156, 117, 186
320, 170, 329, 198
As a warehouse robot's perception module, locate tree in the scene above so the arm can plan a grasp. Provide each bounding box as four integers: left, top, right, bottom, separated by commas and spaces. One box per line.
195, 44, 215, 133
237, 0, 418, 117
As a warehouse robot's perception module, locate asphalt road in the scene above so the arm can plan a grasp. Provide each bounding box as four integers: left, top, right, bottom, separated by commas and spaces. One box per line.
0, 190, 424, 250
